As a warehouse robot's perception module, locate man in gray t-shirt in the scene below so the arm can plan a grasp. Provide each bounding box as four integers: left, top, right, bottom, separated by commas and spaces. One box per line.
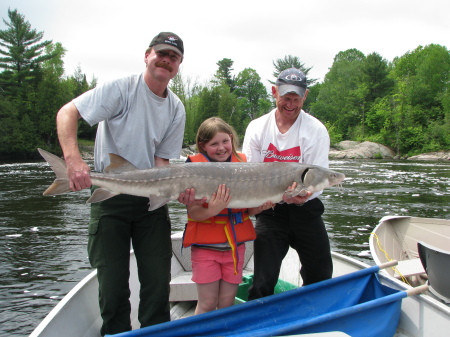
56, 32, 186, 335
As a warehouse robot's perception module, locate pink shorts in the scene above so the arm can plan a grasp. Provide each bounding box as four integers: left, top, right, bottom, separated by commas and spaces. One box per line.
191, 245, 246, 284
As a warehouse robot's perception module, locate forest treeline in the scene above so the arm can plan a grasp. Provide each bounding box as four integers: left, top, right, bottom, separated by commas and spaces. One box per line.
1, 8, 449, 159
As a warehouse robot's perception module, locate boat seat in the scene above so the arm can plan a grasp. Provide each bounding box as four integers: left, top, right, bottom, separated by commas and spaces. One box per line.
393, 258, 425, 278
170, 267, 255, 302
170, 271, 198, 301
418, 241, 450, 303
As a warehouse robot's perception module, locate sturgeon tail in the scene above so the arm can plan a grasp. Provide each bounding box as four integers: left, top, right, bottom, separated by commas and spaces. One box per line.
38, 148, 71, 196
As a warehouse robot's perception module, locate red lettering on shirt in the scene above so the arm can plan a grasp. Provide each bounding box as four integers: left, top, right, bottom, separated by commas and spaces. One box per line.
263, 143, 301, 162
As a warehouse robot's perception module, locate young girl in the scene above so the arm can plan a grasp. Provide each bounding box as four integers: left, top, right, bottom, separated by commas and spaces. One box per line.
182, 117, 273, 315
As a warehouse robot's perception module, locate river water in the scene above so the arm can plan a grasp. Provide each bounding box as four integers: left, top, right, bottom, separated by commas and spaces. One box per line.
1, 158, 449, 336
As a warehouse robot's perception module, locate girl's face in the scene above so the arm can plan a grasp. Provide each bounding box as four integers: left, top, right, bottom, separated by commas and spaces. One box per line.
201, 132, 233, 162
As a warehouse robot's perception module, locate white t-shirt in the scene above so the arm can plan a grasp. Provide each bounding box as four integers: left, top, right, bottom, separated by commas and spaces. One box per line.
73, 73, 186, 172
242, 108, 330, 199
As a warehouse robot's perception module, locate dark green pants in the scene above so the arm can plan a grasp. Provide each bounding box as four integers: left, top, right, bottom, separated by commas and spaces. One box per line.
88, 192, 172, 336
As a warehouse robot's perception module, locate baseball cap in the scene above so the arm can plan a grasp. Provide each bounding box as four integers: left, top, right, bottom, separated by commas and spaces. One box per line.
149, 32, 184, 58
276, 68, 307, 97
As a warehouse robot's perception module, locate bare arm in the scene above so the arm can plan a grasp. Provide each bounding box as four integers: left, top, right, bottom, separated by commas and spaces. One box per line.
154, 156, 170, 167
56, 102, 91, 191
187, 184, 230, 221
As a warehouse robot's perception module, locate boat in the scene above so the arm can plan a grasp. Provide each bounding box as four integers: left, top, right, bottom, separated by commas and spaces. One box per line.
369, 215, 450, 303
111, 260, 428, 337
30, 231, 450, 337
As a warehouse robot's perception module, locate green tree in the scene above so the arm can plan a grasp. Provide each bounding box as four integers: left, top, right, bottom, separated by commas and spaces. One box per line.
392, 44, 450, 113
361, 53, 394, 103
71, 65, 91, 97
170, 71, 204, 145
0, 9, 63, 157
303, 82, 320, 114
213, 58, 235, 91
0, 96, 39, 158
61, 65, 97, 141
0, 8, 55, 99
195, 86, 221, 134
311, 48, 366, 139
355, 53, 394, 138
170, 71, 185, 102
387, 44, 450, 153
0, 96, 18, 157
271, 55, 318, 85
35, 42, 77, 148
216, 84, 239, 129
234, 68, 270, 122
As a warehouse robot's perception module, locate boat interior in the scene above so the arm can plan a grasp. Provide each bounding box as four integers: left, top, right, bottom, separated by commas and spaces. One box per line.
371, 216, 450, 288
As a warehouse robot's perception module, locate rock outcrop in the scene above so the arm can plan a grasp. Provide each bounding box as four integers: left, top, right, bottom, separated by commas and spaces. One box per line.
407, 151, 450, 161
329, 141, 396, 159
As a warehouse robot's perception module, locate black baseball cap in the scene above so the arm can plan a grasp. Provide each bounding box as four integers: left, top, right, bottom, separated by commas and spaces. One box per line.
276, 68, 307, 97
149, 32, 184, 58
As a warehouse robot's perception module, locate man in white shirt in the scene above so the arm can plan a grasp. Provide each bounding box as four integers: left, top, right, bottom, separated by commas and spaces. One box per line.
243, 68, 333, 299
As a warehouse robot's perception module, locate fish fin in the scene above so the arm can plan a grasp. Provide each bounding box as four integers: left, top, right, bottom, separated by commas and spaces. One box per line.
38, 148, 71, 196
148, 196, 171, 211
87, 188, 120, 203
104, 154, 138, 174
284, 184, 308, 199
293, 188, 308, 197
43, 178, 71, 196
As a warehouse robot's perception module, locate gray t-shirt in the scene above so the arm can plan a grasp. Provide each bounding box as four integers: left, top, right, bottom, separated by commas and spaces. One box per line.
73, 73, 186, 172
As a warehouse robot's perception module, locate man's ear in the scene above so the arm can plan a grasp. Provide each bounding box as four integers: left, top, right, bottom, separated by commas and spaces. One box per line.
303, 89, 309, 101
271, 86, 278, 98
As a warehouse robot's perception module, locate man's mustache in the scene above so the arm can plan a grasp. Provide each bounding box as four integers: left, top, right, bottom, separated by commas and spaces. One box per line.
155, 62, 173, 72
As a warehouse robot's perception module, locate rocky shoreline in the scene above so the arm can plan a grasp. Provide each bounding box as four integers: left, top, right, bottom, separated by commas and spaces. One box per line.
329, 141, 450, 161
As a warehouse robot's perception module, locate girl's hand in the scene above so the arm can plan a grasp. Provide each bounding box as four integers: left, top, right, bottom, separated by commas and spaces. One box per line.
208, 184, 231, 215
177, 188, 207, 206
186, 184, 231, 221
259, 201, 275, 211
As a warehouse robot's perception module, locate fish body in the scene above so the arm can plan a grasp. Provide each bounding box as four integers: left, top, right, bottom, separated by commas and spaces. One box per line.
38, 148, 345, 210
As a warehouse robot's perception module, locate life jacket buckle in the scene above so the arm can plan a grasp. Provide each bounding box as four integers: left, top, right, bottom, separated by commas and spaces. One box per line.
230, 211, 243, 225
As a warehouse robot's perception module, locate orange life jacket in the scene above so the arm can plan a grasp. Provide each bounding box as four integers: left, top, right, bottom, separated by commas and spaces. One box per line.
182, 152, 256, 274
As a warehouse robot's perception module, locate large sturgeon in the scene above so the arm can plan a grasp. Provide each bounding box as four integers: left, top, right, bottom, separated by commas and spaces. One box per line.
38, 148, 345, 210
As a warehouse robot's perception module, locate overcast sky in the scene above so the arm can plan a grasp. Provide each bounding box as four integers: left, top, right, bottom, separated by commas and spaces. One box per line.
1, 0, 449, 90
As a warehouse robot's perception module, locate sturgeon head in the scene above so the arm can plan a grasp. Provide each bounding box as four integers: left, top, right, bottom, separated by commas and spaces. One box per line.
300, 166, 345, 193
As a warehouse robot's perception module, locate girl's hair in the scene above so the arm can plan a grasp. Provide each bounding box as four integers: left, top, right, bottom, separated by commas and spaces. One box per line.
196, 117, 244, 162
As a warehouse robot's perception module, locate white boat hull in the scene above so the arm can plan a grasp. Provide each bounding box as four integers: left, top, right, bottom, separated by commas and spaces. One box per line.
31, 231, 450, 337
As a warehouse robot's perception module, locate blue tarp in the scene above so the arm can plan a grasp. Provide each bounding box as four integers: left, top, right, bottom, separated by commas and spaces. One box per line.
109, 265, 405, 337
